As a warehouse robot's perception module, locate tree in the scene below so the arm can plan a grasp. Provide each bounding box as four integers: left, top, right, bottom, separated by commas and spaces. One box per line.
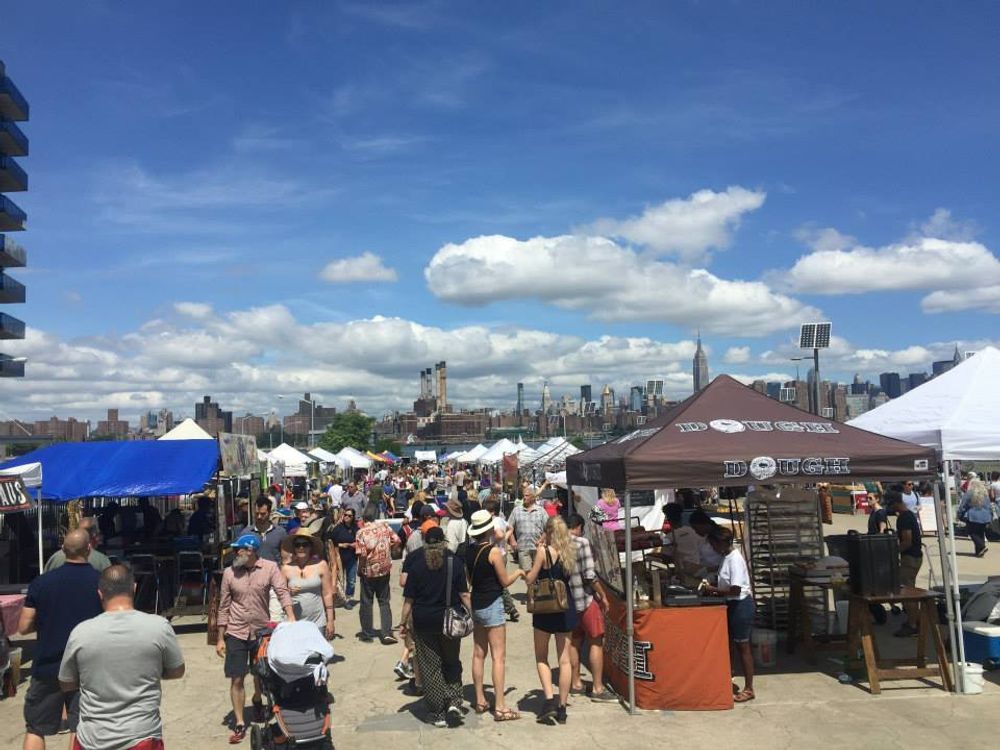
319, 412, 374, 453
374, 438, 402, 456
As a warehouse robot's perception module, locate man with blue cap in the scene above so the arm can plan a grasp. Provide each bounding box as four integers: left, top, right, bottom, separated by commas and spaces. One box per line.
217, 534, 295, 744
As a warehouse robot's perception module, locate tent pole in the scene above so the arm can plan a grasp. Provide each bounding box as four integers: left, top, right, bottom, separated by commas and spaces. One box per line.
942, 462, 968, 692
933, 477, 959, 693
624, 489, 635, 715
36, 489, 43, 573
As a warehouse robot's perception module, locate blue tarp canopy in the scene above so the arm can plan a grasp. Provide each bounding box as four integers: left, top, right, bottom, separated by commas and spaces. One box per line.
0, 440, 219, 502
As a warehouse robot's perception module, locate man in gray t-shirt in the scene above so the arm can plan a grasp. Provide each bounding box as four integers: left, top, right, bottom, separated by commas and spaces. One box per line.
59, 564, 185, 750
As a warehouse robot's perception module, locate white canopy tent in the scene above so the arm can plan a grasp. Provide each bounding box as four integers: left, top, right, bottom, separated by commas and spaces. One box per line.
413, 450, 438, 463
158, 418, 214, 441
267, 443, 315, 477
521, 437, 582, 468
335, 446, 372, 471
308, 447, 339, 464
0, 461, 43, 570
455, 444, 488, 464
477, 438, 519, 466
848, 346, 1000, 694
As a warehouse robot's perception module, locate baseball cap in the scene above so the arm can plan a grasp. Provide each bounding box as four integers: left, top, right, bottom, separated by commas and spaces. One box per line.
293, 501, 310, 511
230, 534, 261, 552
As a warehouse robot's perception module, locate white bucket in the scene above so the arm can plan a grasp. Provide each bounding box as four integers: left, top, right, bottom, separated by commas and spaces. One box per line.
962, 662, 985, 695
752, 629, 777, 668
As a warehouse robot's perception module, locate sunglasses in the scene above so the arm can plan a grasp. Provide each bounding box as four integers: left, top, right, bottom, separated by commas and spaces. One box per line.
293, 541, 312, 548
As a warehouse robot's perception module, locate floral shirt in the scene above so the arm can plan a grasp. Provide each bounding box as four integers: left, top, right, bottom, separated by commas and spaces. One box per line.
355, 521, 396, 578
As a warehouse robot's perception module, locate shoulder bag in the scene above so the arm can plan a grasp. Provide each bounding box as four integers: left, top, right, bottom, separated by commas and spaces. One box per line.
443, 556, 474, 639
526, 547, 568, 614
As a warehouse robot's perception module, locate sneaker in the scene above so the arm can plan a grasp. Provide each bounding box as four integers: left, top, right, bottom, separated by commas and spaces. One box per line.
894, 623, 919, 638
381, 634, 399, 645
431, 716, 448, 728
555, 705, 567, 725
394, 660, 412, 680
590, 690, 618, 703
358, 633, 375, 643
446, 705, 464, 727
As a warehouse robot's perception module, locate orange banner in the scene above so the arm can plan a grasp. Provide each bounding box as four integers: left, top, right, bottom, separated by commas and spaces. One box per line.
603, 591, 734, 711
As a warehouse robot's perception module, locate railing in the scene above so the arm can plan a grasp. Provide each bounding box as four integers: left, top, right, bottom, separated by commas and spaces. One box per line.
0, 75, 29, 120
0, 156, 27, 190
0, 312, 24, 338
0, 120, 28, 155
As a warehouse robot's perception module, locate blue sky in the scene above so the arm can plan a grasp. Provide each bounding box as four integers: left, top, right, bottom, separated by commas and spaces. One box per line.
2, 2, 999, 421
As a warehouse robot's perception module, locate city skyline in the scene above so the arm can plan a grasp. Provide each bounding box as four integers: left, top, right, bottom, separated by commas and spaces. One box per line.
0, 5, 998, 424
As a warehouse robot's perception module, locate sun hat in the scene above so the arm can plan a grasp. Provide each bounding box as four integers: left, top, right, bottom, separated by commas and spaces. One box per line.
445, 498, 464, 519
230, 534, 261, 552
468, 509, 495, 538
280, 528, 324, 557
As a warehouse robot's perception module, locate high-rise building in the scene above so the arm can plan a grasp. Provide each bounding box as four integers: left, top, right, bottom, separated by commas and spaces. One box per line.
540, 381, 552, 414
879, 372, 902, 399
580, 384, 592, 404
95, 409, 129, 439
629, 385, 644, 412
908, 372, 927, 390
0, 61, 28, 378
600, 384, 615, 415
195, 395, 232, 437
692, 332, 709, 392
516, 382, 524, 426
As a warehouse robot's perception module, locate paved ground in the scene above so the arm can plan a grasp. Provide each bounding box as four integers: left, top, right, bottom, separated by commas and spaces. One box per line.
2, 512, 998, 749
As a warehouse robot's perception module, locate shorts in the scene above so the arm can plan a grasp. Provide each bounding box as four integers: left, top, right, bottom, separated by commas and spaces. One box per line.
517, 548, 536, 572
472, 598, 505, 628
223, 635, 256, 679
899, 554, 922, 588
726, 597, 754, 644
24, 677, 79, 736
572, 599, 606, 641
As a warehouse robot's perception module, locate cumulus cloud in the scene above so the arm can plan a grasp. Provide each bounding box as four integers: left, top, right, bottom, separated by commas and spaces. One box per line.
922, 285, 1000, 314
919, 208, 979, 242
776, 237, 1000, 295
320, 252, 399, 283
425, 234, 818, 336
174, 302, 214, 319
588, 186, 766, 263
723, 346, 751, 364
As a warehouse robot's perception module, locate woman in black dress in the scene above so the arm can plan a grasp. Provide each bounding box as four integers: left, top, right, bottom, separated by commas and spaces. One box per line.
525, 516, 578, 725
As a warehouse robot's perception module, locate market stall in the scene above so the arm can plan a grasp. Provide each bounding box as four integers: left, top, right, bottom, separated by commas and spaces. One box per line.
567, 374, 938, 713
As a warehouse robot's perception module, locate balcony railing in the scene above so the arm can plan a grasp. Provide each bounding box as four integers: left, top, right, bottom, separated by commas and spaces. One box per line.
0, 272, 25, 304
0, 120, 28, 157
0, 195, 26, 231
0, 234, 26, 267
0, 74, 29, 121
0, 156, 27, 192
0, 312, 24, 340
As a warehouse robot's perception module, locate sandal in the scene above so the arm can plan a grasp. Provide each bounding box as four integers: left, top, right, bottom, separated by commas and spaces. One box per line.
734, 689, 756, 703
228, 724, 247, 744
494, 708, 521, 722
473, 702, 491, 714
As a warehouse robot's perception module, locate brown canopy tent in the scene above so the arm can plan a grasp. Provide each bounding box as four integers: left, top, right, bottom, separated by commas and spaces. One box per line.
566, 375, 939, 713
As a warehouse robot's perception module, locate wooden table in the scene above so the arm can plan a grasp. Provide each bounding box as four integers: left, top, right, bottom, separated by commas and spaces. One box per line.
846, 587, 953, 694
786, 570, 848, 661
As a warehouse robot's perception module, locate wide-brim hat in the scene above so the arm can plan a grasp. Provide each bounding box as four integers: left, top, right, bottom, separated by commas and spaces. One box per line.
468, 509, 495, 537
445, 498, 464, 519
280, 528, 324, 557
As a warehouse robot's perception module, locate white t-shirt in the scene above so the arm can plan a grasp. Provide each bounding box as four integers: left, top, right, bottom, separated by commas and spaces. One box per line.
717, 549, 752, 601
493, 516, 509, 554
901, 491, 921, 512
444, 517, 468, 554
990, 481, 1000, 502
328, 484, 344, 506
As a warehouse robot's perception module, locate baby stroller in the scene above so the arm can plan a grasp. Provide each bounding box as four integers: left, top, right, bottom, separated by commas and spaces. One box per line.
250, 621, 335, 749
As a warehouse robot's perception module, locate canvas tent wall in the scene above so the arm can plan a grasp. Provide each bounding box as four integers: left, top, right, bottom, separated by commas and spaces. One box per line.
414, 450, 437, 462
267, 443, 315, 477
566, 375, 938, 713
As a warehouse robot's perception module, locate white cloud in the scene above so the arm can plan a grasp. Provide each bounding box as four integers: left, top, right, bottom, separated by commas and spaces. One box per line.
922, 285, 1000, 314
777, 237, 1000, 295
425, 234, 818, 336
723, 346, 751, 364
919, 208, 979, 242
320, 252, 399, 283
588, 186, 766, 262
174, 302, 214, 319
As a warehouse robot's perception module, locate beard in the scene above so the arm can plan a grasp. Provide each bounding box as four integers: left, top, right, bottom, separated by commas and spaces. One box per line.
233, 553, 253, 568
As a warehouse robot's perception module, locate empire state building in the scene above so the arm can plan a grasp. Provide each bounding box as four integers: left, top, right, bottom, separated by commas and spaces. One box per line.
692, 332, 709, 392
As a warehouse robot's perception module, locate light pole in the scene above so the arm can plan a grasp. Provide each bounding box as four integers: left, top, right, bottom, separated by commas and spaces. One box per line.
797, 322, 832, 417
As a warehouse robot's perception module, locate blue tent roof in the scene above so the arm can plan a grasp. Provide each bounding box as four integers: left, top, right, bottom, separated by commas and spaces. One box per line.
0, 440, 219, 502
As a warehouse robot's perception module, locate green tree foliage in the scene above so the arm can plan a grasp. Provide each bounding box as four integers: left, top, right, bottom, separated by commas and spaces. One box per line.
374, 438, 402, 456
318, 412, 374, 453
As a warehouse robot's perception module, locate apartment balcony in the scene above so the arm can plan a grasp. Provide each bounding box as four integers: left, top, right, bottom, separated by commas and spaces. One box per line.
0, 234, 26, 267
0, 120, 28, 157
0, 72, 29, 122
0, 156, 27, 192
0, 195, 25, 231
0, 312, 24, 339
0, 354, 24, 378
0, 272, 25, 304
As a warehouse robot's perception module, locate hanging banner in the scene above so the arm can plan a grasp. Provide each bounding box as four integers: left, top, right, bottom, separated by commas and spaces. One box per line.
502, 453, 518, 482
219, 433, 259, 477
0, 475, 31, 513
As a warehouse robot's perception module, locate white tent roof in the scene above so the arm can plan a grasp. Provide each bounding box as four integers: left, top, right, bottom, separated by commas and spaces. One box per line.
309, 447, 338, 463
158, 418, 214, 441
522, 437, 582, 467
267, 443, 315, 477
414, 450, 437, 462
478, 438, 521, 465
848, 346, 1000, 460
456, 443, 488, 463
0, 461, 42, 488
257, 449, 269, 462
335, 446, 372, 470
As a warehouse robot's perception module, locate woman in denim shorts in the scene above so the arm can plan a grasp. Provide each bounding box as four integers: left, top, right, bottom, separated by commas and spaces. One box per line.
465, 510, 525, 721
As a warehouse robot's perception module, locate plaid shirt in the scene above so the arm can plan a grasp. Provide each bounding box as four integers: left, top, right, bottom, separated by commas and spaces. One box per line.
569, 536, 597, 613
355, 521, 397, 578
507, 504, 548, 550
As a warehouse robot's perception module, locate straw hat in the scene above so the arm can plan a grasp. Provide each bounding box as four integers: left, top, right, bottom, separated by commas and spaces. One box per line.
280, 528, 323, 557
468, 510, 495, 538
445, 498, 464, 519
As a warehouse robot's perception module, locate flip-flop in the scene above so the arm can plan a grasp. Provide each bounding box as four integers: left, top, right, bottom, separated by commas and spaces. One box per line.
228, 724, 247, 744
734, 689, 756, 703
494, 708, 521, 722
473, 702, 491, 714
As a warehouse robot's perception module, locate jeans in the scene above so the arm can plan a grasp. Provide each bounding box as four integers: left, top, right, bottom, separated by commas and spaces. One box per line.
341, 555, 358, 598
360, 574, 393, 638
